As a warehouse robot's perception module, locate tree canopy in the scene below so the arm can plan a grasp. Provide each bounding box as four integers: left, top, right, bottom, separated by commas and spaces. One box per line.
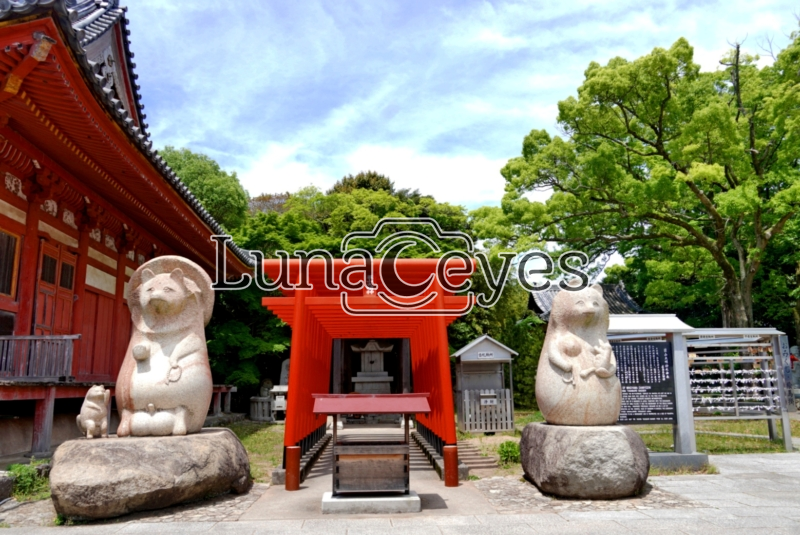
482, 35, 800, 328
160, 146, 250, 230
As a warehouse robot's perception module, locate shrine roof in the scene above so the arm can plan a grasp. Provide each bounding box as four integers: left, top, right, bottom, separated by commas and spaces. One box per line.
312, 394, 431, 415
0, 0, 253, 270
528, 283, 642, 321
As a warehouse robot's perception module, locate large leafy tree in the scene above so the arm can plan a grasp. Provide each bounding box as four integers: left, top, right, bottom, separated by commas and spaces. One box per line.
160, 146, 250, 230
236, 184, 468, 258
491, 36, 800, 328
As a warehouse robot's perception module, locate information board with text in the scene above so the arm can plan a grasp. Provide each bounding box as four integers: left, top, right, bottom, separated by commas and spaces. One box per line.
612, 341, 677, 424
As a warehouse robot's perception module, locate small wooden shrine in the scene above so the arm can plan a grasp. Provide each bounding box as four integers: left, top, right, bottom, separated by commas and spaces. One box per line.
453, 335, 517, 433
261, 257, 473, 488
313, 393, 430, 496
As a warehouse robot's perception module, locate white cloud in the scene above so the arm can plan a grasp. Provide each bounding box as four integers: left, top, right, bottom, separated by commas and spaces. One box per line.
473, 29, 528, 50
237, 143, 332, 197
345, 145, 508, 208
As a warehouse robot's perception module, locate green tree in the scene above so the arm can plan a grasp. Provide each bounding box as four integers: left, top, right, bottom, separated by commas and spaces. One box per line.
206, 285, 290, 387
236, 185, 468, 258
492, 36, 800, 328
160, 146, 249, 230
327, 170, 395, 195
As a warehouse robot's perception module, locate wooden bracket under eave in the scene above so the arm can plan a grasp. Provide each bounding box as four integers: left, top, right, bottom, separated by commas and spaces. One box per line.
0, 32, 55, 104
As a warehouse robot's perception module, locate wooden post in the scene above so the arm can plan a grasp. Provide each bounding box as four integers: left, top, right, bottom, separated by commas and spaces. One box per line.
443, 445, 458, 487
332, 339, 342, 394
70, 228, 90, 364
213, 391, 222, 416
14, 207, 40, 336
31, 386, 55, 455
668, 333, 698, 454
401, 338, 411, 394
771, 335, 794, 452
285, 445, 301, 491
224, 391, 231, 413
109, 245, 128, 377
331, 415, 337, 494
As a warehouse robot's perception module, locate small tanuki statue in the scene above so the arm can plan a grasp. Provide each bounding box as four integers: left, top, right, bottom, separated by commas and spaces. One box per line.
115, 256, 214, 437
536, 283, 621, 425
76, 385, 110, 438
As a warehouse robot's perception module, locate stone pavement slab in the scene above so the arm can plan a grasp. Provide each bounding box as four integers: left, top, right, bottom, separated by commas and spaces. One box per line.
4, 451, 800, 534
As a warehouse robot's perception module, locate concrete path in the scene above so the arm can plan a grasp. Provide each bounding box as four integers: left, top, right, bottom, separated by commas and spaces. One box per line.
5, 449, 800, 533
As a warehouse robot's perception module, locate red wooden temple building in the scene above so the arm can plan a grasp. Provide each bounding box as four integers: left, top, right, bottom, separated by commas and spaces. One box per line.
262, 258, 474, 486
0, 0, 251, 457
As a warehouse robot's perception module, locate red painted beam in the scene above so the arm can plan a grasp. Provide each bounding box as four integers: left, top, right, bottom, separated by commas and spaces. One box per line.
0, 384, 113, 401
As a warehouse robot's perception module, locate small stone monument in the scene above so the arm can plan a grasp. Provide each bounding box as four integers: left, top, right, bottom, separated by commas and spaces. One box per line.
76, 385, 110, 439
50, 256, 252, 520
520, 283, 649, 499
351, 340, 393, 394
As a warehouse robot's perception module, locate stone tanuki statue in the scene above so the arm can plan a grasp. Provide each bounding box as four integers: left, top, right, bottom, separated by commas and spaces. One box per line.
520, 282, 648, 499
115, 256, 214, 437
76, 385, 110, 439
536, 283, 621, 425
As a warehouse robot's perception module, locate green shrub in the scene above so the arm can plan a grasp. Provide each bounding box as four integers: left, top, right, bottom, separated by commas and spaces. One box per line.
7, 458, 50, 501
497, 440, 520, 465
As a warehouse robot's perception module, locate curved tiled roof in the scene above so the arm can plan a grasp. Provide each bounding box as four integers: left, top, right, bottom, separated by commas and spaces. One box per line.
528, 283, 643, 321
0, 0, 255, 268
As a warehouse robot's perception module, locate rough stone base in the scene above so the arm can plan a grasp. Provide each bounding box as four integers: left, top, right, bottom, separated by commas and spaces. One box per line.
322, 491, 421, 514
0, 471, 15, 500
520, 423, 649, 499
272, 468, 286, 485
649, 452, 710, 470
50, 428, 252, 519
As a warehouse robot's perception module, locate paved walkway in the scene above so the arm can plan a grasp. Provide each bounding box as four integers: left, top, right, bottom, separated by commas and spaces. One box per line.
4, 448, 800, 533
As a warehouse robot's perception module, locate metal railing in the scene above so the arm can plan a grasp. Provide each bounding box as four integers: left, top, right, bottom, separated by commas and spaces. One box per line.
0, 334, 80, 380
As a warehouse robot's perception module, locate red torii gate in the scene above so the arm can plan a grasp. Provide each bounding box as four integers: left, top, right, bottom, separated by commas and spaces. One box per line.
262, 258, 473, 487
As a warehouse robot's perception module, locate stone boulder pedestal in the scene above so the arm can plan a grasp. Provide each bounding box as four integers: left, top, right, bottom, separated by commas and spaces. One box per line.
520, 423, 649, 499
50, 428, 252, 519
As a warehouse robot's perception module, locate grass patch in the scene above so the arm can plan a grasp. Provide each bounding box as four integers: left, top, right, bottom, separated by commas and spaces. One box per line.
468, 474, 480, 481
6, 458, 50, 502
514, 411, 545, 427
649, 464, 719, 476
632, 420, 792, 454
225, 421, 284, 483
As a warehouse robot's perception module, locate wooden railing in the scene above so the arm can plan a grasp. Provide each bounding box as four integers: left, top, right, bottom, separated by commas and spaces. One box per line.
0, 335, 80, 381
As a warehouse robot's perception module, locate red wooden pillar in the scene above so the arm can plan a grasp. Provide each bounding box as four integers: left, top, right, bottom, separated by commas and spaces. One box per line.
70, 228, 90, 365
109, 245, 128, 375
285, 287, 307, 447
31, 386, 55, 455
285, 445, 301, 491
443, 445, 459, 487
14, 205, 40, 335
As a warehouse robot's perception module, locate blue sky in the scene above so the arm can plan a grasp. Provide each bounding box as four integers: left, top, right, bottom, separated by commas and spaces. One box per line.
126, 1, 797, 209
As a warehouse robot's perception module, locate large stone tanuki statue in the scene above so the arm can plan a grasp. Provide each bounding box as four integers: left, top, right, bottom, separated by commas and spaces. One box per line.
50, 256, 252, 521
521, 282, 648, 499
536, 283, 621, 425
116, 256, 214, 437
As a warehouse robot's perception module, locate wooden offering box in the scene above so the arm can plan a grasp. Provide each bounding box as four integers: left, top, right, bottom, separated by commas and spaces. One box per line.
313, 393, 430, 496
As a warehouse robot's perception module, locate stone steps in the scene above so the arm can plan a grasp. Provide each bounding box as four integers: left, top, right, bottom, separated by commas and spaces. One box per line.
457, 440, 499, 470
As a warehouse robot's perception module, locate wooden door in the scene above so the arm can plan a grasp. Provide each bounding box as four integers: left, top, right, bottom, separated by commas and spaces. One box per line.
79, 289, 115, 378
34, 242, 76, 335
